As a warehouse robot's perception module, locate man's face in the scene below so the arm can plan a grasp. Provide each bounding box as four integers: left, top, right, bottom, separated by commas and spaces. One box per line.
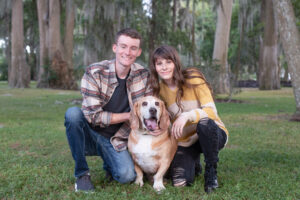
113, 35, 142, 68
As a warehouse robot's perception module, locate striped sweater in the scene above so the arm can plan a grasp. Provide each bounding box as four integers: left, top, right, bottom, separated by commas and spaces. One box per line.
159, 77, 228, 147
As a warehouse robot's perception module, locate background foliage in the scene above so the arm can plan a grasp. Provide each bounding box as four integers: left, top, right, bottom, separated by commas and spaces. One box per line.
1, 0, 299, 83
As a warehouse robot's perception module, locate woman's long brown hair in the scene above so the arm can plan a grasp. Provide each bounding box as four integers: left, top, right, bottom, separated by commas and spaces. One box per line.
149, 45, 213, 113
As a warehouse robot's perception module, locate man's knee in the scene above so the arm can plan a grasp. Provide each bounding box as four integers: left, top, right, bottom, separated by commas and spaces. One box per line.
65, 107, 84, 123
114, 166, 136, 184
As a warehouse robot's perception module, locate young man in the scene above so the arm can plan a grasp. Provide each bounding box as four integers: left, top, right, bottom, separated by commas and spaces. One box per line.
64, 28, 152, 192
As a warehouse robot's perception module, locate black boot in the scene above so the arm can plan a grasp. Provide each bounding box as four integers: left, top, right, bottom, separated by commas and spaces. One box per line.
204, 163, 218, 194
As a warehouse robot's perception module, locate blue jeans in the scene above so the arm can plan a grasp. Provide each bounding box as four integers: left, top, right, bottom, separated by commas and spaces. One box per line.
64, 107, 136, 183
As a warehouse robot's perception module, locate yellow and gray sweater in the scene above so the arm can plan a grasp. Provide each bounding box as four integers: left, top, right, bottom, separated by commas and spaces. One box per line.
159, 77, 228, 147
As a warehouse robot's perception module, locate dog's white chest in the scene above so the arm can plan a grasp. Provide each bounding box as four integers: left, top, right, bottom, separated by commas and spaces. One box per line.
132, 136, 158, 174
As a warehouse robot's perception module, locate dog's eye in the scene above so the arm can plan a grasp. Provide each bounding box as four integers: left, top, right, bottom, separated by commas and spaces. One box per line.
142, 102, 148, 106
155, 102, 159, 106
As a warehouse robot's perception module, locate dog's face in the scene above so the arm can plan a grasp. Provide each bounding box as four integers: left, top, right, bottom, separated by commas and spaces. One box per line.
131, 96, 170, 132
140, 96, 162, 131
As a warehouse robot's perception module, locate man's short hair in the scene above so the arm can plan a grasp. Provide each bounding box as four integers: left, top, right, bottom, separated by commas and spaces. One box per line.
115, 28, 142, 46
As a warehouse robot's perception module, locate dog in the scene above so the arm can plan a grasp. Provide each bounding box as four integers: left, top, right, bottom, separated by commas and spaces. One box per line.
128, 96, 177, 192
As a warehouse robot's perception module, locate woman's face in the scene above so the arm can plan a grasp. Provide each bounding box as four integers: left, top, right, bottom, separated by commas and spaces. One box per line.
155, 57, 175, 83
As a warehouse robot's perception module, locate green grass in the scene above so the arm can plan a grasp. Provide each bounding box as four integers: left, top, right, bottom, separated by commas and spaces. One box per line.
0, 82, 299, 199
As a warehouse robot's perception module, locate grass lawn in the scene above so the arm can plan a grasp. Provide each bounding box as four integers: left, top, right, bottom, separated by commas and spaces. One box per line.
0, 82, 299, 199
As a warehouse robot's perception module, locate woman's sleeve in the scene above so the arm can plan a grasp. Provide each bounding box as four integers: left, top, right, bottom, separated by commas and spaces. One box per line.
180, 79, 219, 123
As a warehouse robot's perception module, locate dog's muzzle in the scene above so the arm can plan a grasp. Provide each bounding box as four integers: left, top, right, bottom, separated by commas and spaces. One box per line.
144, 107, 158, 131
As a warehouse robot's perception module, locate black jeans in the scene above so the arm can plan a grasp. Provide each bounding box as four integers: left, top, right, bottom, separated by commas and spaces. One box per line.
170, 118, 227, 186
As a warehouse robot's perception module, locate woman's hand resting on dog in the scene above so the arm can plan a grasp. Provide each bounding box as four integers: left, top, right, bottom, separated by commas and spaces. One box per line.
171, 114, 189, 139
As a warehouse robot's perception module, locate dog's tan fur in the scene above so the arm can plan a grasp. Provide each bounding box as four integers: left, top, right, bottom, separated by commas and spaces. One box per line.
128, 96, 177, 192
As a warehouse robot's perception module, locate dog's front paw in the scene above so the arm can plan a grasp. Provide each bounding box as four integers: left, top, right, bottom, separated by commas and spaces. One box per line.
134, 177, 144, 187
153, 181, 165, 193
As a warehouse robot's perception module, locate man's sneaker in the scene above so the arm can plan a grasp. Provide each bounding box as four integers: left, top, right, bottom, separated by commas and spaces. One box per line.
75, 173, 95, 192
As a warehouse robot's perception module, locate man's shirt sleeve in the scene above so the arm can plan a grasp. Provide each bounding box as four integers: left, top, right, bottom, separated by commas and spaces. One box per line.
81, 69, 112, 127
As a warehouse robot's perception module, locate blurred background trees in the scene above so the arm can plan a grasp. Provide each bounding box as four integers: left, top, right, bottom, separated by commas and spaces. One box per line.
10, 0, 30, 88
0, 0, 300, 118
274, 0, 300, 120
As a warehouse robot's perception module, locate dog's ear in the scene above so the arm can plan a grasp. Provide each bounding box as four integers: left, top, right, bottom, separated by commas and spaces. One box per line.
159, 102, 170, 131
130, 101, 141, 130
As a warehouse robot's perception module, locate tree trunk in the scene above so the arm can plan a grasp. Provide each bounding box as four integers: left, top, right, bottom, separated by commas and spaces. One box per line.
3, 9, 11, 82
172, 0, 177, 32
64, 0, 75, 74
5, 42, 11, 81
49, 0, 62, 60
274, 0, 300, 121
83, 0, 99, 66
259, 0, 280, 90
36, 0, 77, 90
148, 0, 157, 59
186, 0, 190, 8
234, 15, 244, 84
191, 0, 196, 66
212, 0, 233, 94
37, 0, 49, 88
9, 0, 30, 88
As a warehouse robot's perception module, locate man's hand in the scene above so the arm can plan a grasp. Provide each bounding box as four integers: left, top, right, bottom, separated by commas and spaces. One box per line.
171, 114, 189, 139
110, 112, 131, 124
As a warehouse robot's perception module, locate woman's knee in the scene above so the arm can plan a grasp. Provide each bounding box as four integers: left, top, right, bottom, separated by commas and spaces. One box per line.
65, 107, 84, 123
196, 118, 218, 136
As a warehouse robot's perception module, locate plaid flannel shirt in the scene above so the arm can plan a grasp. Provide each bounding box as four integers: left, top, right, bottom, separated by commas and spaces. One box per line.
81, 60, 152, 151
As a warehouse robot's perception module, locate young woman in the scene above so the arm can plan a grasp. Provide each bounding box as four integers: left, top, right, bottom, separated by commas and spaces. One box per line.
149, 45, 228, 193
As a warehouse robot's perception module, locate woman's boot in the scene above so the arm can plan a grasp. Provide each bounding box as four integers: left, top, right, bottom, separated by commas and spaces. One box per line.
204, 163, 218, 193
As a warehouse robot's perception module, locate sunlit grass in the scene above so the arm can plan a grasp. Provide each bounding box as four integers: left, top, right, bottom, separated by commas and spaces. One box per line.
0, 81, 299, 199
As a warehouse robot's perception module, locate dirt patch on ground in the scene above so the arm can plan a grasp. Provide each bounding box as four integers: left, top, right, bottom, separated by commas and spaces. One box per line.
250, 113, 292, 122
1, 93, 13, 96
215, 98, 244, 103
70, 98, 82, 105
266, 113, 298, 121
10, 143, 21, 149
290, 113, 300, 122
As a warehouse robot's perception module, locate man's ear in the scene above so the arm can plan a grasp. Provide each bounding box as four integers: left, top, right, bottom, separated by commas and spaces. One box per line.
137, 48, 142, 57
112, 44, 117, 53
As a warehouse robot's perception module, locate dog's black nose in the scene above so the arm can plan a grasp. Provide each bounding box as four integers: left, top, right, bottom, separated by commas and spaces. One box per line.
149, 107, 157, 115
